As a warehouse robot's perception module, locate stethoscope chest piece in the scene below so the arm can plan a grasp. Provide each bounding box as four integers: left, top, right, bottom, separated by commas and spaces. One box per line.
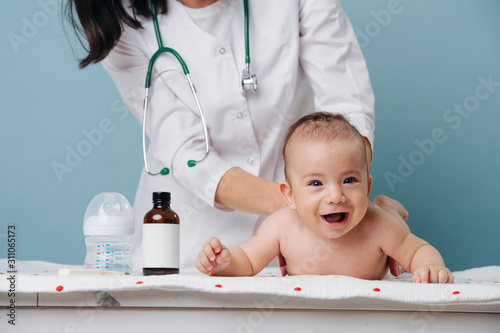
241, 69, 257, 93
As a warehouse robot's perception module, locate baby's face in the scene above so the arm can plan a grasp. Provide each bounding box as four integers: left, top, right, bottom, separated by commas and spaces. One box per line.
284, 138, 372, 240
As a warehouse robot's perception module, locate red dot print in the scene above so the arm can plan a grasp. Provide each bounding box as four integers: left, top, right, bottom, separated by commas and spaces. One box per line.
136, 281, 143, 285
294, 287, 301, 291
56, 285, 63, 292
215, 284, 222, 288
453, 291, 460, 295
373, 288, 381, 292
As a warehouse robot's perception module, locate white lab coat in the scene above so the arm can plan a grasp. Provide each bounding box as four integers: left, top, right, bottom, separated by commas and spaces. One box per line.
102, 0, 374, 273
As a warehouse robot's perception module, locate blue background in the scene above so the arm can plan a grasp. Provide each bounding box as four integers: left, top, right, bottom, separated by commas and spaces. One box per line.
0, 0, 499, 271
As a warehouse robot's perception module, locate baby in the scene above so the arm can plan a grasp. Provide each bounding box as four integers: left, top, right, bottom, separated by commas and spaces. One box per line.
197, 112, 453, 283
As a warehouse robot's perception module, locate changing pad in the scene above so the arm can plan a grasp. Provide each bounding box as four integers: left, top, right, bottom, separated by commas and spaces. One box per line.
1, 260, 499, 311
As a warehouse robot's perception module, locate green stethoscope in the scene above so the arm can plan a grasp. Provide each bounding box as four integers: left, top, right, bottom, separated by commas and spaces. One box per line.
143, 0, 256, 176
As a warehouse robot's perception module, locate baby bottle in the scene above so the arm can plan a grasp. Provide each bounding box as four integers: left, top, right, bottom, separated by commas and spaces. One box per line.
83, 192, 134, 274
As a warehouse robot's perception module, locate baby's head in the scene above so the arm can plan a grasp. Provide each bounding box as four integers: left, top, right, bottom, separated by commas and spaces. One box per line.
280, 112, 372, 239
283, 112, 368, 181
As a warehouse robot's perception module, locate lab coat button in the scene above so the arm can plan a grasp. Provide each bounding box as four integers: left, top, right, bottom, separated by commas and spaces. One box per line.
219, 47, 226, 54
247, 158, 254, 165
236, 112, 244, 119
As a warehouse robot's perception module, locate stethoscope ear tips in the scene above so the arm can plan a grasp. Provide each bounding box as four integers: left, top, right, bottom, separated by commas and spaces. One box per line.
187, 160, 197, 167
160, 168, 170, 175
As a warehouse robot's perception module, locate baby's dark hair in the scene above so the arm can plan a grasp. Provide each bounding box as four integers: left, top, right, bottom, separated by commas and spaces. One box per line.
282, 112, 367, 180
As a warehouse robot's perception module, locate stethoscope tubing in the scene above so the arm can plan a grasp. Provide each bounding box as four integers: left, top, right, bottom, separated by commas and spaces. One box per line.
143, 1, 254, 176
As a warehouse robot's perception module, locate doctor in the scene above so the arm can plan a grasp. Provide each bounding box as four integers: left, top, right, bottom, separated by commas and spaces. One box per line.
68, 0, 408, 274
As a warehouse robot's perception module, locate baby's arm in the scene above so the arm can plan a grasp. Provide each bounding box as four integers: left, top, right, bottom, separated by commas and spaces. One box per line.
196, 210, 283, 276
408, 243, 454, 283
375, 208, 453, 283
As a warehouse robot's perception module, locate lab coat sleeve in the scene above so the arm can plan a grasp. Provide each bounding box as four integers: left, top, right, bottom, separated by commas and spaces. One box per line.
101, 27, 233, 208
298, 0, 375, 146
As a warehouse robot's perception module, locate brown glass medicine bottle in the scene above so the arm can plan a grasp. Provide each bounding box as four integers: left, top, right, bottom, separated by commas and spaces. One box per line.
143, 192, 180, 275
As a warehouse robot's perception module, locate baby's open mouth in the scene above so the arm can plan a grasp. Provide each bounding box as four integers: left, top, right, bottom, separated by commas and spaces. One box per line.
323, 212, 347, 223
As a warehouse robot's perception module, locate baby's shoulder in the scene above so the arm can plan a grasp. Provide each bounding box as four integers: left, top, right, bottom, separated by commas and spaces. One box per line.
258, 207, 300, 233
360, 203, 413, 246
363, 204, 404, 230
267, 206, 300, 225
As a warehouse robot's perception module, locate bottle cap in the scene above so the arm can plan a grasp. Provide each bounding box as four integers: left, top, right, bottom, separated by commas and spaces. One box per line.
153, 192, 171, 203
83, 192, 135, 236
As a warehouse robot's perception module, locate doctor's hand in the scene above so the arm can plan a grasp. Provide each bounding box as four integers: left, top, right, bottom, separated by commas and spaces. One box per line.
196, 237, 232, 276
215, 167, 287, 216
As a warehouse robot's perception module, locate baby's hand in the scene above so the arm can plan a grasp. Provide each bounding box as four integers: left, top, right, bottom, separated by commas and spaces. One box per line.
196, 237, 231, 275
413, 265, 454, 284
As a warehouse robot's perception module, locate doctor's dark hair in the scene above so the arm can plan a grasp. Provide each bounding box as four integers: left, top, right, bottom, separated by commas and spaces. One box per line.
66, 0, 167, 69
282, 112, 367, 180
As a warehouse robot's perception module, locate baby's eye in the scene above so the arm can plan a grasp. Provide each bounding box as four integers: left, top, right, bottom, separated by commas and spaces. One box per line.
309, 180, 323, 187
344, 177, 357, 184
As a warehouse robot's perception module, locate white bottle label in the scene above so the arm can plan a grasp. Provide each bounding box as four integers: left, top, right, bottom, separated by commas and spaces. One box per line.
143, 224, 179, 268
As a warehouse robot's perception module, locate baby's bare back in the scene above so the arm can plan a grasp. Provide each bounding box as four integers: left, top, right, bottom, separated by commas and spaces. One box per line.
279, 205, 389, 279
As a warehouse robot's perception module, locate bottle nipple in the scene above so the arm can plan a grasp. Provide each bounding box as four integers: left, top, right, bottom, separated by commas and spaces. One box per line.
99, 195, 122, 216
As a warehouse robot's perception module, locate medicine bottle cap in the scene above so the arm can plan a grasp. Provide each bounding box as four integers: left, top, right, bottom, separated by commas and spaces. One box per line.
153, 192, 171, 203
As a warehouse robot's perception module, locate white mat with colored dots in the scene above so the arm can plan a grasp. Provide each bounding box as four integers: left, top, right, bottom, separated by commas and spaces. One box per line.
0, 260, 499, 308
